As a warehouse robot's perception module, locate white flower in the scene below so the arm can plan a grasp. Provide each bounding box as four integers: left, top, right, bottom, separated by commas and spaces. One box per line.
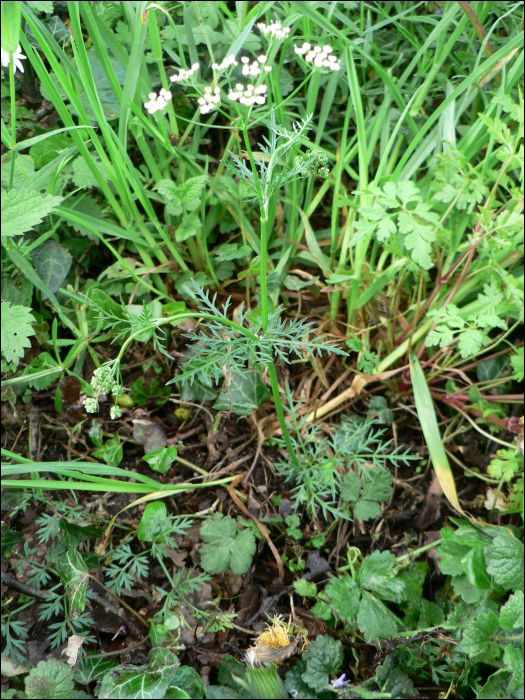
257, 20, 291, 40
257, 54, 267, 63
1, 44, 27, 74
295, 41, 340, 70
229, 82, 267, 106
144, 87, 172, 114
212, 53, 238, 72
84, 397, 99, 414
110, 405, 123, 420
198, 84, 221, 114
240, 56, 271, 78
170, 63, 200, 83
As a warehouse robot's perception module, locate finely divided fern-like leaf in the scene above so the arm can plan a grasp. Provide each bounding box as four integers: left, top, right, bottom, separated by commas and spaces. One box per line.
1, 189, 63, 238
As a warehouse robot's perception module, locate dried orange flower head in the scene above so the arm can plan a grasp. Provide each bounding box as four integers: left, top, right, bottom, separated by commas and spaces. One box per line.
245, 615, 308, 667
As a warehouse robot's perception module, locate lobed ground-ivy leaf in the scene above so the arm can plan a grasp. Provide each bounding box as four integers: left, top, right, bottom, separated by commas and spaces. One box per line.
25, 658, 75, 699
301, 634, 344, 693
200, 513, 256, 575
213, 369, 270, 415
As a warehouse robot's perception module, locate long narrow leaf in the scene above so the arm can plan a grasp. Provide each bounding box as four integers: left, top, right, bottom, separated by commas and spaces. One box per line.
409, 352, 465, 515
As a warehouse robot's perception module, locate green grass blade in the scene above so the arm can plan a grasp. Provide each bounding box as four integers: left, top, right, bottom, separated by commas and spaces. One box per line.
409, 352, 465, 515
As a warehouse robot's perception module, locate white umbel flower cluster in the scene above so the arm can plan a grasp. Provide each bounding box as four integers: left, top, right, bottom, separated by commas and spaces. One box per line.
170, 62, 200, 83
211, 54, 238, 71
228, 83, 267, 106
144, 88, 172, 114
257, 21, 291, 40
240, 55, 272, 77
294, 43, 340, 70
198, 86, 221, 114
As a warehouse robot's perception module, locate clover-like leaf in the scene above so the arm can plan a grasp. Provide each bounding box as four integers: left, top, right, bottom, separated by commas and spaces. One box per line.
200, 513, 256, 575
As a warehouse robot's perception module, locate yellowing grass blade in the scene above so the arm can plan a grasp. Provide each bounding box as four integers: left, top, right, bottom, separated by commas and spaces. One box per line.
409, 352, 465, 516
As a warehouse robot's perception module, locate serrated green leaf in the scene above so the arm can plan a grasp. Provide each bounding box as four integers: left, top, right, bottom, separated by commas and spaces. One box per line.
324, 576, 360, 621
461, 544, 491, 590
1, 524, 23, 559
499, 591, 524, 630
340, 471, 360, 502
293, 579, 318, 597
357, 550, 406, 602
25, 658, 75, 699
200, 513, 256, 575
56, 549, 88, 616
357, 590, 400, 641
176, 213, 201, 242
375, 653, 418, 697
458, 611, 499, 658
1, 301, 36, 367
485, 530, 524, 591
504, 645, 524, 693
361, 469, 393, 501
353, 499, 381, 521
302, 634, 344, 692
1, 189, 63, 238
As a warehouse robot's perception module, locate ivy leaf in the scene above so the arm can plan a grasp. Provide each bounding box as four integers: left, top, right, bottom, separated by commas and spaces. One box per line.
92, 434, 123, 467
357, 590, 400, 641
1, 189, 63, 238
74, 656, 118, 685
302, 634, 344, 693
485, 529, 524, 591
213, 369, 270, 415
56, 549, 88, 616
31, 239, 73, 295
143, 446, 178, 474
1, 301, 36, 367
25, 659, 75, 699
200, 513, 256, 575
99, 647, 180, 699
324, 576, 360, 621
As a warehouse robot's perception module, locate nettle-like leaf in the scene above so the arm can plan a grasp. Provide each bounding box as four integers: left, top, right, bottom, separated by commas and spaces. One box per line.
504, 645, 524, 693
1, 301, 36, 367
301, 634, 344, 693
357, 589, 401, 641
1, 189, 63, 238
499, 590, 524, 630
200, 513, 256, 575
458, 611, 500, 658
56, 548, 88, 616
323, 575, 360, 621
92, 434, 123, 467
176, 212, 201, 242
155, 175, 207, 217
485, 529, 524, 591
25, 658, 75, 699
